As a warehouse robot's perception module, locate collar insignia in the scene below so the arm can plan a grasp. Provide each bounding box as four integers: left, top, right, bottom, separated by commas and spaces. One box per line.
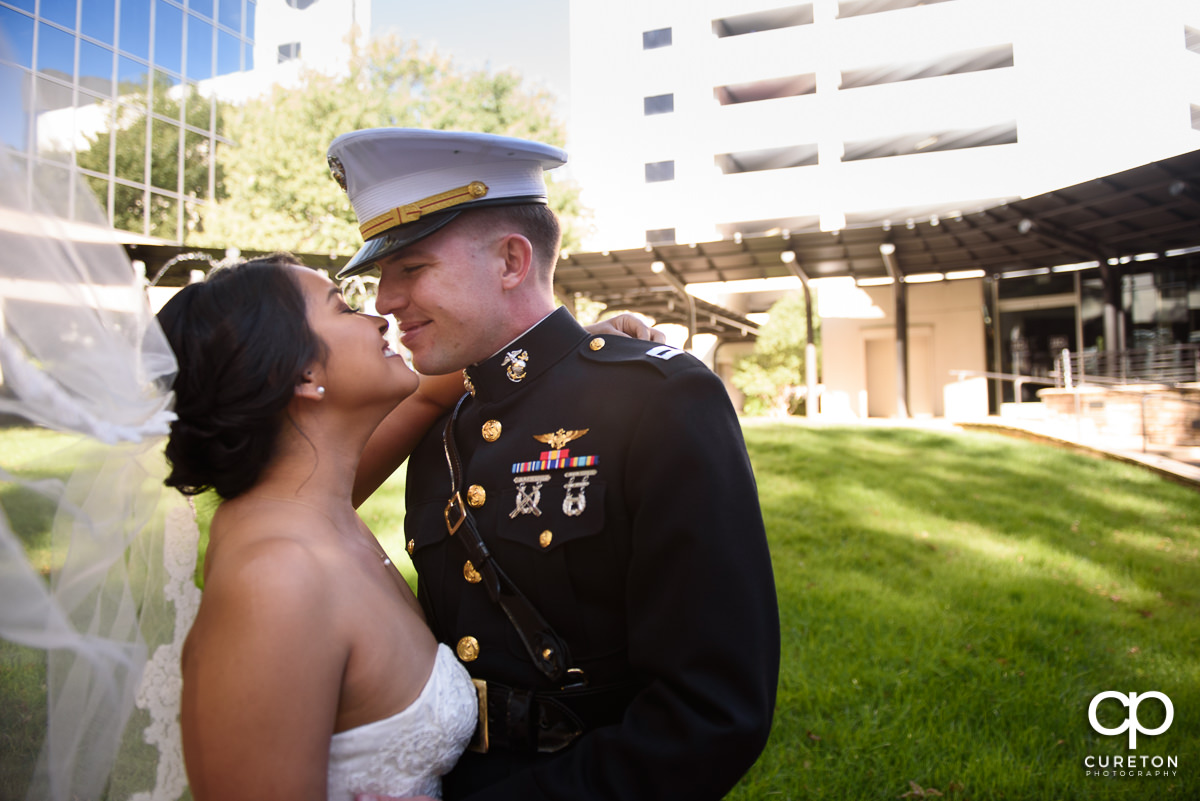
503, 349, 529, 382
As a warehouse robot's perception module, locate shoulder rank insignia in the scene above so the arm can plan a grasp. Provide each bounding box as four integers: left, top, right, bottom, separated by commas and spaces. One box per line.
646, 345, 684, 360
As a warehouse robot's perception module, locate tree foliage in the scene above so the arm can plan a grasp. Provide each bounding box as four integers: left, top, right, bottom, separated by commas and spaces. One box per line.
191, 34, 581, 254
731, 291, 819, 416
76, 73, 227, 237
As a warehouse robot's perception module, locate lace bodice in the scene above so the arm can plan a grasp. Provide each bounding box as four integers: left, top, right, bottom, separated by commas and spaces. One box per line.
327, 643, 477, 801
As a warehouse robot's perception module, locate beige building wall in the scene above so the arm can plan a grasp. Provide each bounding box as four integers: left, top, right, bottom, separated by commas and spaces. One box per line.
818, 277, 988, 420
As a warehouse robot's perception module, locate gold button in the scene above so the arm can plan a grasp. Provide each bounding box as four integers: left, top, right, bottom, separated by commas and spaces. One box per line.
457, 636, 480, 662
406, 538, 415, 555
589, 337, 605, 351
482, 419, 502, 442
539, 530, 553, 549
467, 484, 486, 507
463, 560, 482, 583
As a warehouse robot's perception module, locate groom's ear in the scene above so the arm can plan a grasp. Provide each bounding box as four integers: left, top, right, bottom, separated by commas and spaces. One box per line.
496, 233, 534, 290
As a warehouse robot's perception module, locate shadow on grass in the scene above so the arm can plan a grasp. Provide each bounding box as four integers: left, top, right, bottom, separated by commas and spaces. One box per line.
732, 423, 1198, 801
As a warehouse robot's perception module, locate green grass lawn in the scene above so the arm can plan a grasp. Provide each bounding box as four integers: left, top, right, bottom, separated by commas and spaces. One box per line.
731, 421, 1197, 801
3, 422, 1197, 800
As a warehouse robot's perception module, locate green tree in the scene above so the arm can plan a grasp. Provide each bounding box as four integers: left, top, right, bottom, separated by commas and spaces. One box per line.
76, 72, 227, 238
732, 291, 819, 416
192, 34, 581, 255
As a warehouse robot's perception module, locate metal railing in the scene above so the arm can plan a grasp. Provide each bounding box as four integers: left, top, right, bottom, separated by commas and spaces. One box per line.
1054, 344, 1200, 388
952, 351, 1200, 455
1048, 347, 1200, 453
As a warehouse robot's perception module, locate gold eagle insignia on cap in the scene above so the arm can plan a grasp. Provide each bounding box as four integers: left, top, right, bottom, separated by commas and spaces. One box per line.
533, 428, 589, 450
327, 155, 347, 192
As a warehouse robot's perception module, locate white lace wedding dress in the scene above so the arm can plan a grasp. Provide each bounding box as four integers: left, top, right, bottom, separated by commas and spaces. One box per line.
326, 643, 478, 800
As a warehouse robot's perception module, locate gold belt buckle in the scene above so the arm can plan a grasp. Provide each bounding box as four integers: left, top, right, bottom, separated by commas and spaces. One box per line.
468, 678, 489, 753
444, 492, 467, 536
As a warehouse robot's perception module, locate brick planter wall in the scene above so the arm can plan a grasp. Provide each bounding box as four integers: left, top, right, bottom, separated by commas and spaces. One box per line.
1037, 385, 1200, 446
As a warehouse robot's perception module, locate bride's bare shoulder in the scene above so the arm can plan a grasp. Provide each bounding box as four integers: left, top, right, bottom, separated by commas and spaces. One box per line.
201, 499, 334, 608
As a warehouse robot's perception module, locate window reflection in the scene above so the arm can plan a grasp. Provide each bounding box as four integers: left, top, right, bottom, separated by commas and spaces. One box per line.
150, 118, 180, 191
187, 15, 214, 80
79, 40, 114, 96
113, 182, 144, 235
114, 122, 145, 183
81, 0, 115, 45
3, 0, 252, 246
35, 73, 71, 114
150, 191, 178, 238
154, 0, 183, 75
217, 29, 240, 74
185, 90, 212, 130
118, 0, 151, 59
1, 8, 36, 68
40, 0, 76, 31
184, 129, 209, 198
191, 0, 215, 21
33, 161, 72, 217
85, 175, 110, 217
219, 0, 242, 34
151, 68, 179, 100
0, 63, 30, 148
117, 56, 149, 107
36, 21, 75, 78
34, 85, 73, 161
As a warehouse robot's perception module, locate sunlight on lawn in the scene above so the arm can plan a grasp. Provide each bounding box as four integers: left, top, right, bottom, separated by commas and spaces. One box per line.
734, 422, 1199, 801
3, 421, 1198, 800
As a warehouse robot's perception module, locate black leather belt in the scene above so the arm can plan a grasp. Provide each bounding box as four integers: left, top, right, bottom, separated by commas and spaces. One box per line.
470, 678, 644, 754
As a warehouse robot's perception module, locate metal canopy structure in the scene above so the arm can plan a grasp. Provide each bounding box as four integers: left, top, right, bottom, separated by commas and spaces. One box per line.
554, 148, 1200, 335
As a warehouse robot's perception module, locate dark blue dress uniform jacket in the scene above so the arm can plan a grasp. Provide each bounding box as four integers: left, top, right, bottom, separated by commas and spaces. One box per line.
403, 307, 780, 800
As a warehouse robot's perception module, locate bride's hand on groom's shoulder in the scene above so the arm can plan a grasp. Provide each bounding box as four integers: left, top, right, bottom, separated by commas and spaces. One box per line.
585, 313, 667, 344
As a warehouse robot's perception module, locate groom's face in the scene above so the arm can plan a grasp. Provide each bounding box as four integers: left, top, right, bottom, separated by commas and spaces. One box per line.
372, 216, 508, 376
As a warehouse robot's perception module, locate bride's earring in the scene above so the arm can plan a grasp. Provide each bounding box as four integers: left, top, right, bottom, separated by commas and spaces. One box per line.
317, 386, 326, 397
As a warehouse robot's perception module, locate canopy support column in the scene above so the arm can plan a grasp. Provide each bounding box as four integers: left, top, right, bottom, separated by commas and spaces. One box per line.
783, 248, 819, 417
880, 243, 909, 419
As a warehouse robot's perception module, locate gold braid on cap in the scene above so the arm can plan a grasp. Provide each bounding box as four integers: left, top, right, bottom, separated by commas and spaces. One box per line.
359, 181, 489, 239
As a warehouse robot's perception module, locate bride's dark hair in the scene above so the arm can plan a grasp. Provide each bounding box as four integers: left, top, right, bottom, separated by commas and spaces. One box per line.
157, 253, 324, 499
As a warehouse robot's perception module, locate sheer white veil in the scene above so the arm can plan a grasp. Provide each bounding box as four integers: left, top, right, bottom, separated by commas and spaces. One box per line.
0, 55, 198, 801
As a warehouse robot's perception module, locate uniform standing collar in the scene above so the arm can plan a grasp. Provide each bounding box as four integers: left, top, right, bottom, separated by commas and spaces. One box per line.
464, 307, 587, 402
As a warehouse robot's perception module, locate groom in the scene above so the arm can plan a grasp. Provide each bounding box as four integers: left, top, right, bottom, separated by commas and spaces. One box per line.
337, 128, 779, 800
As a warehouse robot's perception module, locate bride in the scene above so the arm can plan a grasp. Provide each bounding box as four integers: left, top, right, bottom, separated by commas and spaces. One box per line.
157, 253, 657, 801
157, 253, 473, 801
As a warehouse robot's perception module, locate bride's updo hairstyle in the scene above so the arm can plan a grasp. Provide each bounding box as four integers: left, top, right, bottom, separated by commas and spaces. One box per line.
157, 253, 325, 499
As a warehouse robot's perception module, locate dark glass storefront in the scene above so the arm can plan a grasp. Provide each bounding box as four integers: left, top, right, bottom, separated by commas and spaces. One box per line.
985, 252, 1200, 409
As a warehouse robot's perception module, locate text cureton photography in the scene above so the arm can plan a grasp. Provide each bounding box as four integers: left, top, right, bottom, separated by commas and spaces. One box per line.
1084, 691, 1180, 779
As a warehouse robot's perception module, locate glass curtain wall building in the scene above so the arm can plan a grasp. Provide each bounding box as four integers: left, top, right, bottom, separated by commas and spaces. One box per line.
0, 0, 256, 242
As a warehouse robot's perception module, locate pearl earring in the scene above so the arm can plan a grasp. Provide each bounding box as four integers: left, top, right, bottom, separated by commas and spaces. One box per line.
317, 386, 326, 397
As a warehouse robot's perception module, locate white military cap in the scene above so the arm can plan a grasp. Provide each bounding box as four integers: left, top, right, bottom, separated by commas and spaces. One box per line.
327, 128, 567, 278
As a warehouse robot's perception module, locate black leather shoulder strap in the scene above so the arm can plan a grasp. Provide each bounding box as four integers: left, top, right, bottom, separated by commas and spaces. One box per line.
441, 393, 581, 685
